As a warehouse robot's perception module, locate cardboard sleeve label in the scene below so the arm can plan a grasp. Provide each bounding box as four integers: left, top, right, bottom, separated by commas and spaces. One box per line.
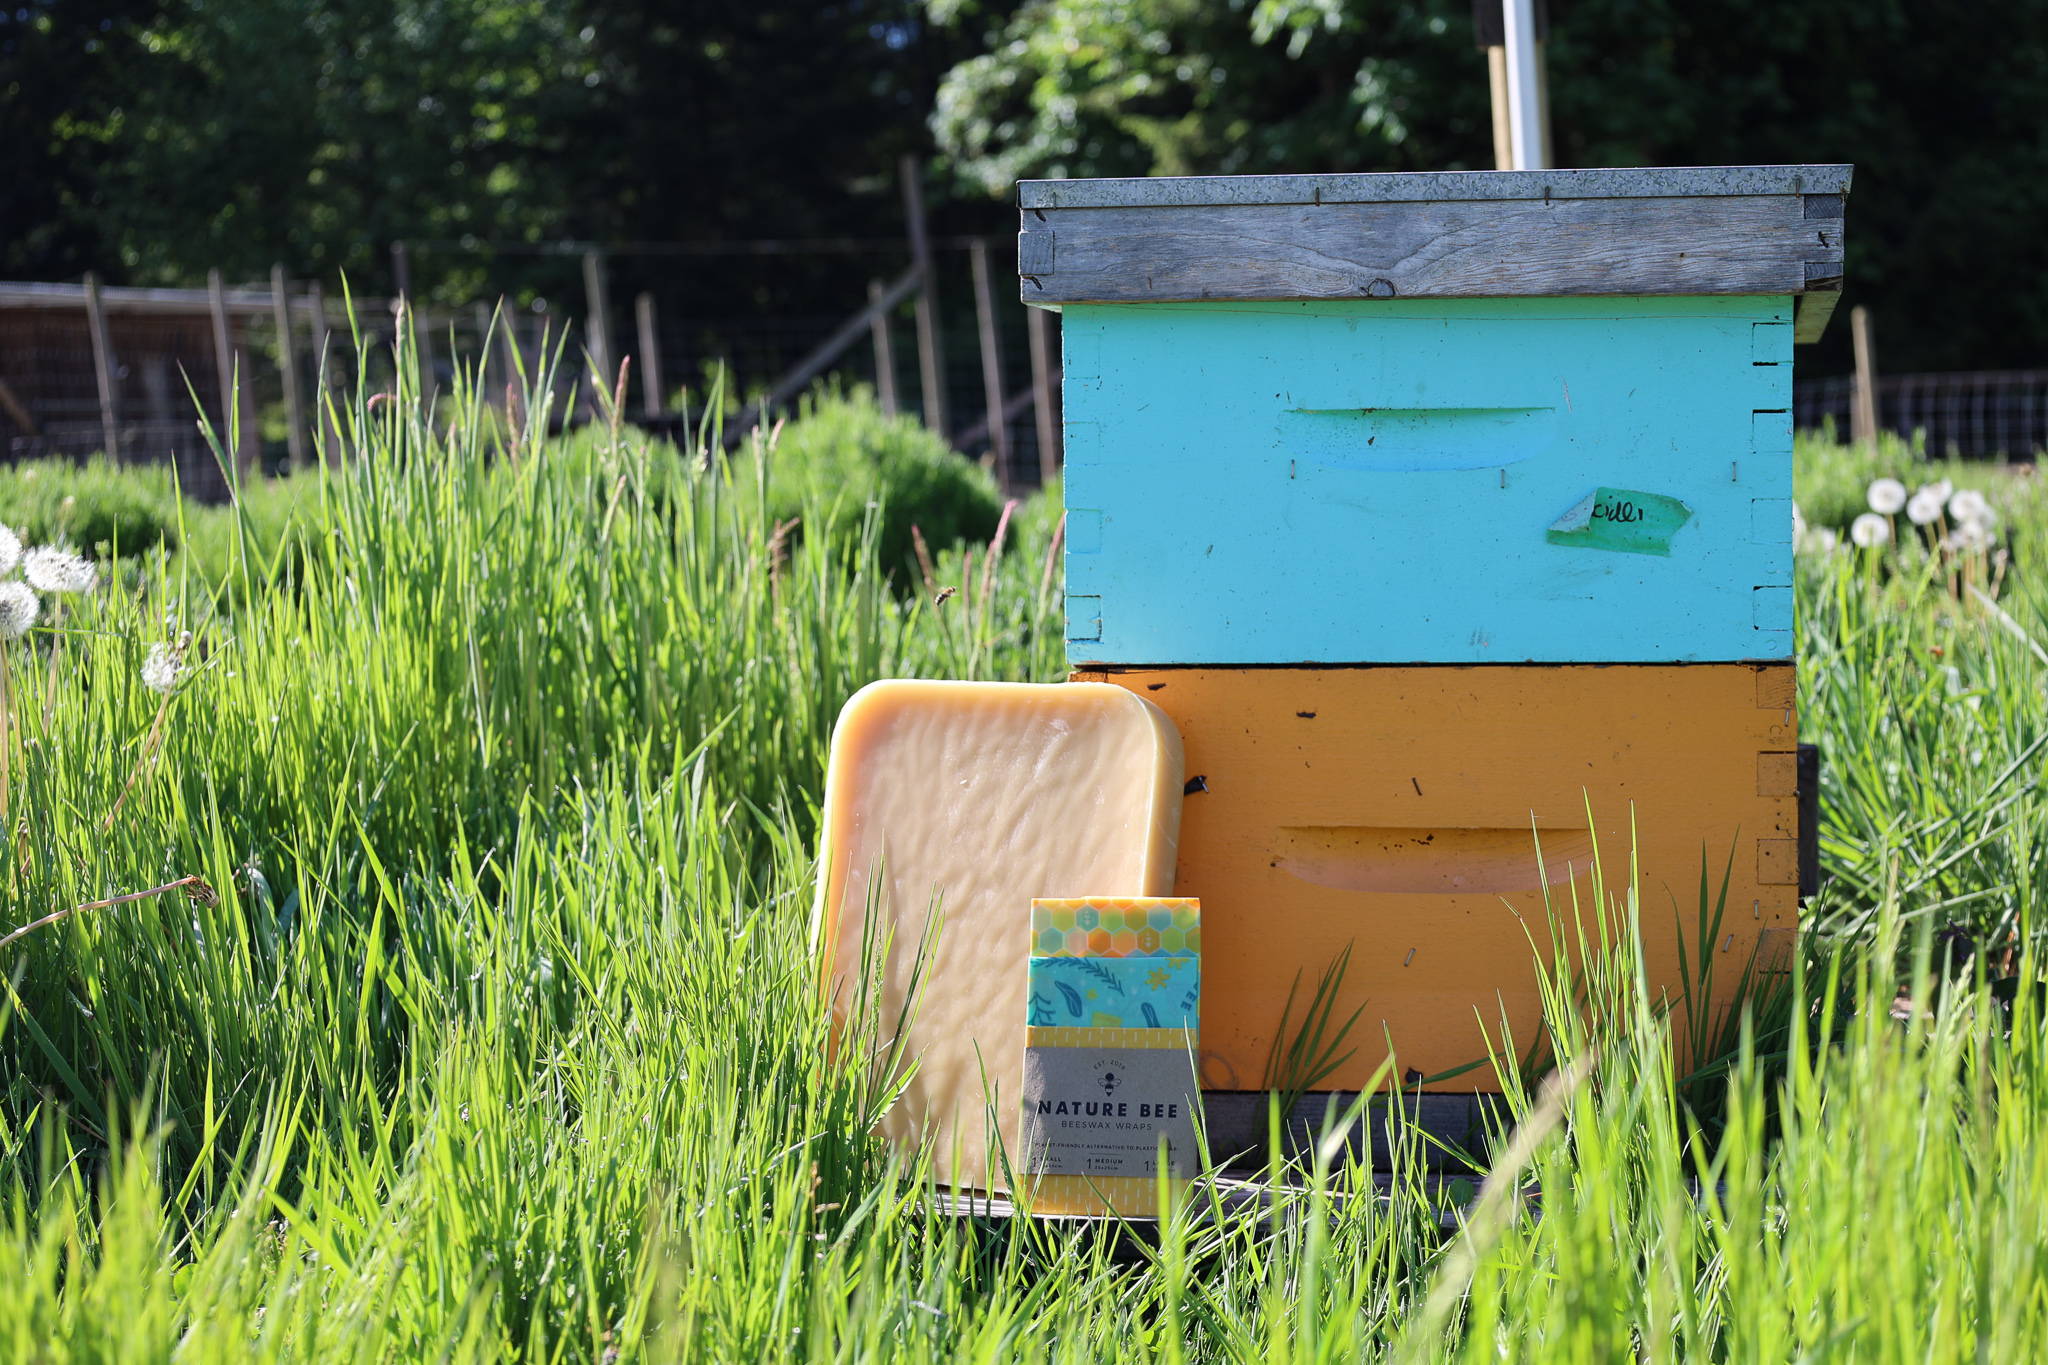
1028, 954, 1199, 1028
1031, 897, 1200, 957
1019, 1045, 1199, 1180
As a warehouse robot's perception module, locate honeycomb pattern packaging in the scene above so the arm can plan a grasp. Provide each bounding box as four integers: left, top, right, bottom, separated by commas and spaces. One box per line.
1029, 897, 1202, 958
1019, 897, 1201, 1217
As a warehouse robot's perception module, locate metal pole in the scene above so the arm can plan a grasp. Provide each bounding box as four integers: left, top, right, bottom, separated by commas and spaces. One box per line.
868, 279, 899, 418
969, 238, 1011, 482
635, 291, 664, 418
271, 264, 307, 467
1485, 45, 1513, 170
83, 272, 122, 460
1502, 0, 1546, 171
900, 155, 947, 436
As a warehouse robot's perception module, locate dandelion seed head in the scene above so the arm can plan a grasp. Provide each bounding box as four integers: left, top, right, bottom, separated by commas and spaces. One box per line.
141, 642, 183, 693
1866, 478, 1907, 514
1905, 488, 1945, 526
0, 582, 39, 640
1946, 522, 1995, 554
1849, 513, 1891, 548
1947, 488, 1994, 528
0, 526, 19, 576
22, 546, 96, 594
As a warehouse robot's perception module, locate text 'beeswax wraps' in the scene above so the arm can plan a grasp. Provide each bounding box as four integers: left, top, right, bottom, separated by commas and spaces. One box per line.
1020, 897, 1201, 1217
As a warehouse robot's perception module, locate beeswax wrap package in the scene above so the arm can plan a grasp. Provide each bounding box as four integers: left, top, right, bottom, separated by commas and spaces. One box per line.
1019, 898, 1201, 1216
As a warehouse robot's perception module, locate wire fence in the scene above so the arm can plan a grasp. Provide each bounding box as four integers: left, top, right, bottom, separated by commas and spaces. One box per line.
1794, 370, 2048, 461
8, 257, 2045, 512
0, 236, 1060, 502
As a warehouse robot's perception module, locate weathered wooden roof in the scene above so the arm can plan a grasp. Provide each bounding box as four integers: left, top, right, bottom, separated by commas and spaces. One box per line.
1018, 164, 1851, 210
1017, 165, 1852, 341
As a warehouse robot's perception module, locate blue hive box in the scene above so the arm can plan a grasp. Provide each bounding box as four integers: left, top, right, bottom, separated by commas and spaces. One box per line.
1017, 166, 1851, 666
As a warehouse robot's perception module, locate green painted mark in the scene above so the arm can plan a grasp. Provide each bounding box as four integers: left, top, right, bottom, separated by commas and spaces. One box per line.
1546, 487, 1693, 557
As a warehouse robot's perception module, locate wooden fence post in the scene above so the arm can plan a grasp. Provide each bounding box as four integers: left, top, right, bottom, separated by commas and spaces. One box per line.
496, 296, 522, 402
305, 286, 333, 462
307, 281, 340, 461
83, 271, 122, 460
726, 266, 923, 443
468, 300, 491, 396
583, 248, 615, 390
900, 156, 947, 436
868, 279, 899, 418
394, 242, 440, 391
206, 268, 242, 472
1027, 304, 1059, 487
1851, 305, 1879, 450
271, 264, 308, 468
635, 291, 664, 418
969, 237, 1010, 482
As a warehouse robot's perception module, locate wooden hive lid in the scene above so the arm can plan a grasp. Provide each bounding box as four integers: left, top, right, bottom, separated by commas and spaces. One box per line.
1017, 164, 1853, 341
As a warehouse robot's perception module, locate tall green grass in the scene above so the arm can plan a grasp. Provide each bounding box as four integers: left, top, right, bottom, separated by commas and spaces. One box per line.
0, 331, 2045, 1358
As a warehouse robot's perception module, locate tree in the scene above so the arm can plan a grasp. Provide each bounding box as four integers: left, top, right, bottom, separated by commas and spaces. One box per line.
927, 0, 2048, 374
930, 0, 1488, 193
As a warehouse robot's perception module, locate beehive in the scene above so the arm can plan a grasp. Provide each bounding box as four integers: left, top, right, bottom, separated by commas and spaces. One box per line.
1072, 664, 1798, 1089
1021, 165, 1848, 1099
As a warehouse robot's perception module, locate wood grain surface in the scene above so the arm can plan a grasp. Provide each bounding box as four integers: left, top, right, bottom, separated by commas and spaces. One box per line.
1018, 165, 1853, 210
1021, 194, 1842, 305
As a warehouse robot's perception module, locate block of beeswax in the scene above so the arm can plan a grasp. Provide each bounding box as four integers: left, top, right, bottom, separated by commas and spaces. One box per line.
814, 680, 1184, 1192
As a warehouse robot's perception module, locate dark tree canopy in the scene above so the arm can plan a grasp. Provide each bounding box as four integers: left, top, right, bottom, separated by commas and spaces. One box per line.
3, 0, 2043, 373
927, 0, 2048, 374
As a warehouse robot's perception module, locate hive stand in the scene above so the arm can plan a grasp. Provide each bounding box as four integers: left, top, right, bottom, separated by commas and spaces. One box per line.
1019, 165, 1849, 1166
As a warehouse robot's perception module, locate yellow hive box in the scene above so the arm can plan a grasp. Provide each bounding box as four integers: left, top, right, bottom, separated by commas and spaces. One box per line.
1073, 664, 1799, 1094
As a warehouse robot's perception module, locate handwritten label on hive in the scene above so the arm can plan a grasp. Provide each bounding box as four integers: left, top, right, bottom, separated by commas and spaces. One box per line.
1546, 487, 1693, 557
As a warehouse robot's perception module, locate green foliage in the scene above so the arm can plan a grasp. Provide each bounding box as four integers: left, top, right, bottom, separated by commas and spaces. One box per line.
766, 388, 1004, 584
174, 476, 326, 599
1795, 427, 2048, 537
1794, 425, 1926, 532
3, 319, 2048, 1354
0, 456, 327, 600
12, 1, 2048, 370
931, 0, 1485, 193
0, 455, 181, 558
4, 0, 1013, 339
930, 0, 2048, 374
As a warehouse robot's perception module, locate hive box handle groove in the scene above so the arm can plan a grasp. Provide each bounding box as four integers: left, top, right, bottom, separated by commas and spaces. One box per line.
1276, 825, 1596, 895
1281, 405, 1557, 472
